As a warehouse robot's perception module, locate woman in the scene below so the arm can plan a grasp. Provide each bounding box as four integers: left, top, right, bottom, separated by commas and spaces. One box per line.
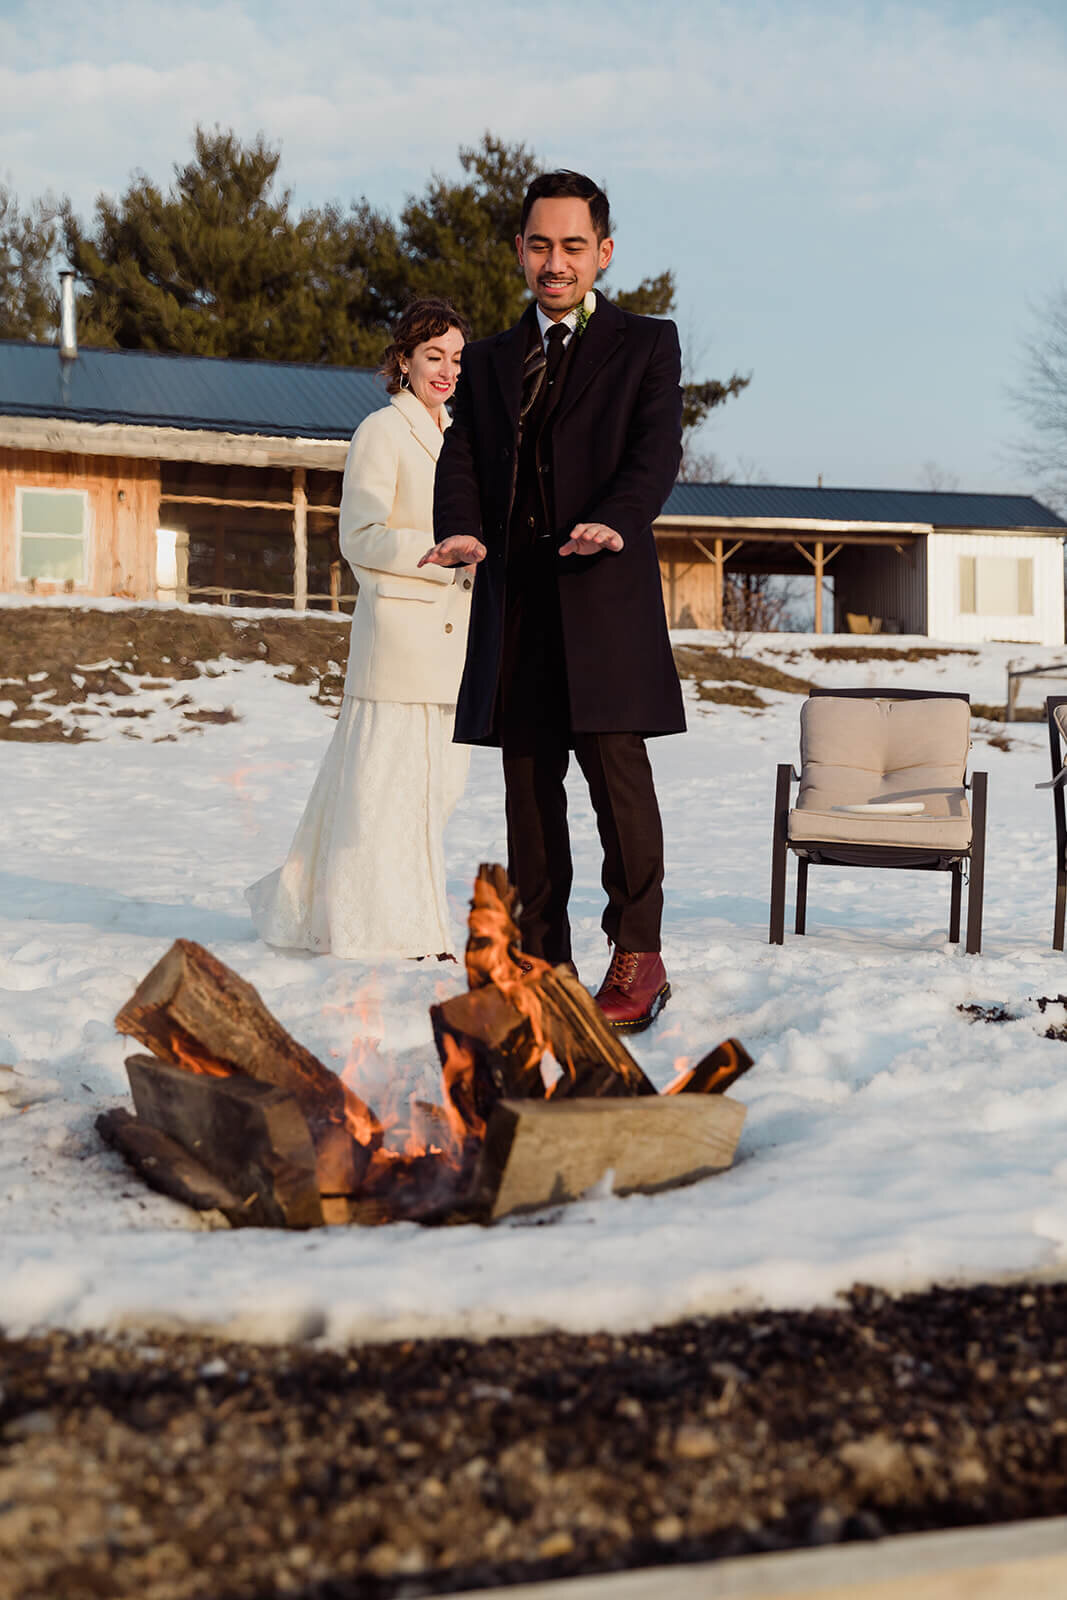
247, 297, 479, 959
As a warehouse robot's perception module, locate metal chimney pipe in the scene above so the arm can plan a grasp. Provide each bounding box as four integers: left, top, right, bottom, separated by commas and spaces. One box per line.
59, 271, 77, 360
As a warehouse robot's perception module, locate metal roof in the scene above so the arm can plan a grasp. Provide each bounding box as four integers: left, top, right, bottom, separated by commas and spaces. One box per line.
662, 481, 1066, 530
0, 340, 388, 441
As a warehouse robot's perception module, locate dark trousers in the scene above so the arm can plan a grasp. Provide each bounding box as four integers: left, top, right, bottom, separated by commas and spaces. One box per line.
502, 729, 665, 965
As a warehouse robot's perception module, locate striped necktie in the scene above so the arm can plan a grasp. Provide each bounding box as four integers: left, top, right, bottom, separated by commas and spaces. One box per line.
520, 323, 569, 428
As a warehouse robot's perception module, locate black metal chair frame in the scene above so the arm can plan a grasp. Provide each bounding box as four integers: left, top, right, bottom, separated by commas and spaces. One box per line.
769, 687, 988, 955
1043, 694, 1067, 950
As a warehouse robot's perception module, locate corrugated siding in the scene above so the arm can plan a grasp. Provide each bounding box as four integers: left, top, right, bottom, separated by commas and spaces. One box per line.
0, 342, 387, 440
926, 531, 1065, 645
832, 543, 928, 633
662, 482, 1066, 530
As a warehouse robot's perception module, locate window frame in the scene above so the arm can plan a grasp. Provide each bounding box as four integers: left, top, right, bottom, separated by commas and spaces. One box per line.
15, 485, 92, 587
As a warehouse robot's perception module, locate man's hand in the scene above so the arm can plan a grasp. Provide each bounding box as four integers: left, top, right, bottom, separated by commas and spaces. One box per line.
419, 535, 487, 568
559, 523, 624, 557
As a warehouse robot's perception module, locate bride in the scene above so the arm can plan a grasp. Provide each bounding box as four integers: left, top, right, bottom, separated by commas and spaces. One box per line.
247, 297, 480, 959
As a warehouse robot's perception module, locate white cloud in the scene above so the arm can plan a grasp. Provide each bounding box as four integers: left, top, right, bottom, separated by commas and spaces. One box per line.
2, 0, 1065, 227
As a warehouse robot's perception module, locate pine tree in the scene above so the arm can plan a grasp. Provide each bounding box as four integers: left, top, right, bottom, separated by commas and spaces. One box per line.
0, 186, 61, 342
63, 128, 398, 364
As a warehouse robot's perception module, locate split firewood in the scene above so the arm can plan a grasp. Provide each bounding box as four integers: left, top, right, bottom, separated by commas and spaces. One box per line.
430, 984, 546, 1138
539, 967, 657, 1099
114, 938, 376, 1192
106, 1055, 326, 1227
475, 1095, 747, 1222
664, 1039, 755, 1097
96, 1108, 248, 1221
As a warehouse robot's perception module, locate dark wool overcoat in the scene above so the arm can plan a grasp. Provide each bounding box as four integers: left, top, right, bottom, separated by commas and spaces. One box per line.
433, 292, 687, 746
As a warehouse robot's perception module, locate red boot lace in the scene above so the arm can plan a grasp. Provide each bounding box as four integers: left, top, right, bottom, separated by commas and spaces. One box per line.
606, 949, 640, 989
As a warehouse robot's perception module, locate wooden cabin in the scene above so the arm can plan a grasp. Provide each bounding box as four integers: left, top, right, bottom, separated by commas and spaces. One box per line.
0, 338, 384, 612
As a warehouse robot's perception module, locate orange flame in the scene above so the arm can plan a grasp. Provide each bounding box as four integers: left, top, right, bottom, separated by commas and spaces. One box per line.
168, 1030, 230, 1078
440, 1033, 484, 1146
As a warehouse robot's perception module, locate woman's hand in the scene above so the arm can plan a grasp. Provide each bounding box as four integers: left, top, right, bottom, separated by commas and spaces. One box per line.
419, 535, 487, 568
559, 523, 624, 557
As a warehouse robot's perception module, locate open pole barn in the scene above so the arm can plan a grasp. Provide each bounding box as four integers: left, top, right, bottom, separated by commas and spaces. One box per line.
657, 483, 1067, 642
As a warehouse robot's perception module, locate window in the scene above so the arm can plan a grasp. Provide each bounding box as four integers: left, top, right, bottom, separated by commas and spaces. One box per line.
17, 487, 90, 584
959, 555, 1034, 616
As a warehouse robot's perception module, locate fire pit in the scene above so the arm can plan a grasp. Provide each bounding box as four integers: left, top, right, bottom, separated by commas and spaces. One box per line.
97, 866, 753, 1226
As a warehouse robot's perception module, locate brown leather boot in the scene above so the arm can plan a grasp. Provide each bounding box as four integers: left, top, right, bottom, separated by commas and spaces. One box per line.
594, 949, 670, 1032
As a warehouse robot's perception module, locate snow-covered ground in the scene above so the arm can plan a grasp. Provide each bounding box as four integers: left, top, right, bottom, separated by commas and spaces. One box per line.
5, 610, 1067, 1346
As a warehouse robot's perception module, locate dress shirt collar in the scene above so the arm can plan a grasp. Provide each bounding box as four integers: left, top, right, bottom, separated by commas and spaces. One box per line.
535, 304, 579, 348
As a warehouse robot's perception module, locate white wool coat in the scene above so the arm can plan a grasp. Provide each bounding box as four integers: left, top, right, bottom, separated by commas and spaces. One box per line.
338, 389, 472, 703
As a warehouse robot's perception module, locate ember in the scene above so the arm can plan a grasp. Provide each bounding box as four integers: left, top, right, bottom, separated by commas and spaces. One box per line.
97, 865, 754, 1227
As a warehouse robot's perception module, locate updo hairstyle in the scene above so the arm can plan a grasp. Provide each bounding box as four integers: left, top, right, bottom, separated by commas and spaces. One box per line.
381, 297, 472, 395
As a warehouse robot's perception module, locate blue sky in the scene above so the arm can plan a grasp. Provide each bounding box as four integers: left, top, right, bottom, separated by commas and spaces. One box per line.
2, 0, 1066, 495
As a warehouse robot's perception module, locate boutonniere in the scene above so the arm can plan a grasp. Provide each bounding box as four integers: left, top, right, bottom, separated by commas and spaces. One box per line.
574, 290, 597, 337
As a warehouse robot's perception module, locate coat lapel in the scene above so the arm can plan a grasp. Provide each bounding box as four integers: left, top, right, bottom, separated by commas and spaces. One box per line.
390, 388, 449, 462
490, 303, 539, 432
553, 291, 625, 427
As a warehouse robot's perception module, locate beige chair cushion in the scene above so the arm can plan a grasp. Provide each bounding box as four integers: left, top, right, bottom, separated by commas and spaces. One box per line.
1054, 703, 1067, 748
788, 696, 972, 849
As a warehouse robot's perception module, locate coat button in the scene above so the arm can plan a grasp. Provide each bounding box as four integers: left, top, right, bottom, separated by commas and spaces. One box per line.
463, 579, 472, 590
445, 623, 453, 633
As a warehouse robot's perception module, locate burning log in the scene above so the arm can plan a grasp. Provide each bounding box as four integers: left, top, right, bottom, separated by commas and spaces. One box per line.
114, 938, 376, 1193
665, 1039, 754, 1097
100, 866, 754, 1230
539, 968, 656, 1099
430, 985, 546, 1134
475, 1095, 747, 1222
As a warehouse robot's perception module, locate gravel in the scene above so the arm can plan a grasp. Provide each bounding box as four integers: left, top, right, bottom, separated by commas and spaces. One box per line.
3, 1278, 1067, 1599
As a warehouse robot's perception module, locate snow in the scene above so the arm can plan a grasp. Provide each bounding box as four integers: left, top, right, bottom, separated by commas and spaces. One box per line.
4, 616, 1067, 1346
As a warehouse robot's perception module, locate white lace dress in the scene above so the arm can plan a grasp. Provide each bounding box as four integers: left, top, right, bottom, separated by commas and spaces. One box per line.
246, 389, 473, 960
246, 697, 470, 959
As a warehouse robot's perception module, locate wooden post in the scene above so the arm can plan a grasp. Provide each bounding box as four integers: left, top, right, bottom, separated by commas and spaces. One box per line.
213, 512, 227, 604
292, 468, 308, 612
175, 529, 189, 605
794, 540, 842, 637
713, 537, 724, 629
329, 560, 341, 612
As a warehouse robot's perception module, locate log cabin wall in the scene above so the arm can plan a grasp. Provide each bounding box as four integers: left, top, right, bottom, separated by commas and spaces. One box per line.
0, 447, 160, 599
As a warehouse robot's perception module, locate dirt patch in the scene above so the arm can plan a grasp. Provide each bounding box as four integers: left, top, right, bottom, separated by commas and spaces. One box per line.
0, 607, 350, 742
958, 1002, 1018, 1024
673, 644, 811, 695
3, 1280, 1067, 1599
809, 646, 979, 664
695, 684, 766, 708
971, 703, 1043, 726
3, 611, 821, 743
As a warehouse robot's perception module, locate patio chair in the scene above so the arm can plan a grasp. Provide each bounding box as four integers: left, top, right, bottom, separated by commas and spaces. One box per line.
769, 688, 988, 954
1039, 695, 1067, 949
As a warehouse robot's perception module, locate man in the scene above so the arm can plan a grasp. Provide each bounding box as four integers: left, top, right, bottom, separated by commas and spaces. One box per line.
419, 170, 685, 1031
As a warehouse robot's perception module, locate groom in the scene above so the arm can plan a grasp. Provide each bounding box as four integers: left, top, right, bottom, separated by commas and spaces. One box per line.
420, 170, 685, 1031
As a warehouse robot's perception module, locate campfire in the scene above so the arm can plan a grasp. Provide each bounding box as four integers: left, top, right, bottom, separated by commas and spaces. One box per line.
97, 865, 753, 1227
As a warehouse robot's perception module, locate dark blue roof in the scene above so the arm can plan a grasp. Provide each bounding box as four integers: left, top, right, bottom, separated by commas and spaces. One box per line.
662, 481, 1065, 530
0, 340, 388, 440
